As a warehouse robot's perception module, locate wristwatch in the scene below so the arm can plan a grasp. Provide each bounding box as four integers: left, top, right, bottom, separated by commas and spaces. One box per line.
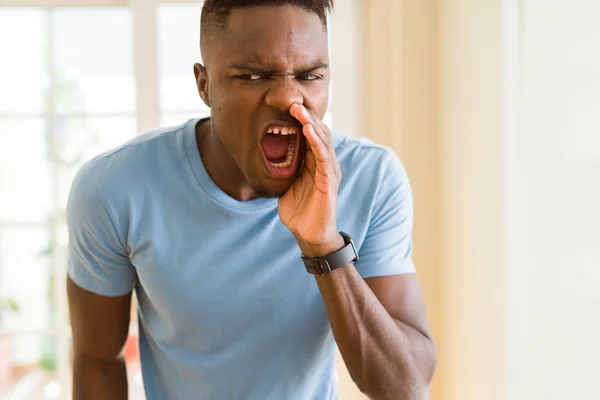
302, 232, 359, 275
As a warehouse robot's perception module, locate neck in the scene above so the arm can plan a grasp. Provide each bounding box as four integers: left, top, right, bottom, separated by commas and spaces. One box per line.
195, 119, 259, 202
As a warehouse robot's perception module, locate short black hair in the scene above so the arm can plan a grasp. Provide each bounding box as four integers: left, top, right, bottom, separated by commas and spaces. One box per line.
200, 0, 334, 59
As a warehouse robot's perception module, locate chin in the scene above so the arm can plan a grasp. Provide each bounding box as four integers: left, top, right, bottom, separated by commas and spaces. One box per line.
250, 179, 295, 199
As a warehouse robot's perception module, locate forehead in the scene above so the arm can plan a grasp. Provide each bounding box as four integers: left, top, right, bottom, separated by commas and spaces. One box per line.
212, 5, 329, 68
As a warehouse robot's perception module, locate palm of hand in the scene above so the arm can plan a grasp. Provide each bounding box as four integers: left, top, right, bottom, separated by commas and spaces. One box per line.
278, 144, 339, 246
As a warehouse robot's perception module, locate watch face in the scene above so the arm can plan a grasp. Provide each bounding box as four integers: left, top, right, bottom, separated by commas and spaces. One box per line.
339, 231, 351, 243
339, 232, 359, 263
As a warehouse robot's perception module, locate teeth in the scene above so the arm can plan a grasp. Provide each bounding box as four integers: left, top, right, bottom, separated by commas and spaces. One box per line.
271, 150, 293, 168
270, 136, 296, 168
267, 126, 297, 135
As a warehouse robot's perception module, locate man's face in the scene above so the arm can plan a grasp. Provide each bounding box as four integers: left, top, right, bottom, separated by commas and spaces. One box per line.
196, 5, 330, 198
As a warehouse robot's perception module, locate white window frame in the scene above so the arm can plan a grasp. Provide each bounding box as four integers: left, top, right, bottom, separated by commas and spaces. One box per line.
0, 1, 358, 397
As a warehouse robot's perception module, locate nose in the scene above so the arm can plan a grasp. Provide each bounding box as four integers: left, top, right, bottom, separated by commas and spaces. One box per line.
264, 78, 304, 111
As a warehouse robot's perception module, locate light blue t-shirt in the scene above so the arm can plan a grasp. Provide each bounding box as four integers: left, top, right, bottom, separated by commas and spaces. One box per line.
67, 118, 415, 400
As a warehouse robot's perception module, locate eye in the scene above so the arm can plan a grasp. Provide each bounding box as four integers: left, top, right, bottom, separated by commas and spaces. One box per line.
297, 74, 322, 81
238, 74, 263, 81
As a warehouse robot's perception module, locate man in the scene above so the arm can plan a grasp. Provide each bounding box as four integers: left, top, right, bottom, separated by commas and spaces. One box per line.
66, 1, 436, 399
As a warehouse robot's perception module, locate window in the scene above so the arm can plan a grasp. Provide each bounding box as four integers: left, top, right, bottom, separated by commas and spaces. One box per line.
157, 3, 209, 127
0, 1, 337, 398
0, 6, 139, 399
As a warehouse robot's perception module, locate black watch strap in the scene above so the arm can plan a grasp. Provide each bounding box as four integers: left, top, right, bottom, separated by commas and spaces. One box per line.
302, 232, 359, 275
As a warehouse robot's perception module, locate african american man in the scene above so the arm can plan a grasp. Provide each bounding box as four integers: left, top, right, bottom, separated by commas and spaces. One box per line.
66, 1, 437, 399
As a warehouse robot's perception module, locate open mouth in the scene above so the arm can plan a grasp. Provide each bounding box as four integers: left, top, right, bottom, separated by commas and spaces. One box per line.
260, 124, 302, 178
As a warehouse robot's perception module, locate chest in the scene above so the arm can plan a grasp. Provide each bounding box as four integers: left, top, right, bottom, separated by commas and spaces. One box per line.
128, 205, 329, 350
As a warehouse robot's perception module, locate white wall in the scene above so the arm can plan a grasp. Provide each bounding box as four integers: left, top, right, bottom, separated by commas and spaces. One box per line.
508, 0, 600, 398
329, 0, 362, 139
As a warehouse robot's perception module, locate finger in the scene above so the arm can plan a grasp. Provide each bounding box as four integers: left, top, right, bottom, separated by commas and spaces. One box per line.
303, 123, 335, 178
290, 103, 311, 125
293, 105, 341, 181
291, 105, 329, 143
302, 140, 316, 175
290, 104, 336, 161
310, 116, 340, 177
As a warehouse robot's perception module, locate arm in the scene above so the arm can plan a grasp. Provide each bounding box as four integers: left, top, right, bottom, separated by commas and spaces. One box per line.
311, 248, 436, 399
65, 160, 137, 400
281, 104, 435, 399
68, 277, 132, 400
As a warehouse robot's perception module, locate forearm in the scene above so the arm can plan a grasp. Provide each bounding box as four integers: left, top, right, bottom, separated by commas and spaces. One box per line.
72, 353, 128, 400
315, 266, 435, 400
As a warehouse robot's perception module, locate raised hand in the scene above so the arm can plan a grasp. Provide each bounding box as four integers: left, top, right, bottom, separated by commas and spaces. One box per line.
278, 104, 344, 258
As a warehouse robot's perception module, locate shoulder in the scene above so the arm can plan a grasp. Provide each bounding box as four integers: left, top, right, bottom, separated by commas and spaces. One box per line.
332, 131, 414, 271
68, 121, 192, 223
333, 131, 410, 190
90, 122, 187, 177
73, 121, 189, 194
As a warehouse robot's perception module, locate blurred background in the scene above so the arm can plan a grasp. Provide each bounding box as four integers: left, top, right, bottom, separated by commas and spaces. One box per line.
0, 0, 598, 399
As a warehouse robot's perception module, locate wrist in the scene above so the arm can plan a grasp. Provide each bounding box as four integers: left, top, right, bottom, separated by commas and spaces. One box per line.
296, 233, 345, 258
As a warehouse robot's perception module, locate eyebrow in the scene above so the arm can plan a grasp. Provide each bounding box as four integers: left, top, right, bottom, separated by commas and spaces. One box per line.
229, 63, 329, 76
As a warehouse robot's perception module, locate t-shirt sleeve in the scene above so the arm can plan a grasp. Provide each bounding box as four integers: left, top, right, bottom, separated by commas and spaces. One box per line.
67, 161, 136, 297
354, 150, 416, 278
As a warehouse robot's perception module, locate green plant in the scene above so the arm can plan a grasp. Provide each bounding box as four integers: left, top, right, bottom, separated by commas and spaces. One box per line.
0, 298, 20, 328
0, 298, 19, 314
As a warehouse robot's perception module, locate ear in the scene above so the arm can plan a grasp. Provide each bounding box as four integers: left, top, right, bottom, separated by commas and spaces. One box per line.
194, 63, 210, 108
